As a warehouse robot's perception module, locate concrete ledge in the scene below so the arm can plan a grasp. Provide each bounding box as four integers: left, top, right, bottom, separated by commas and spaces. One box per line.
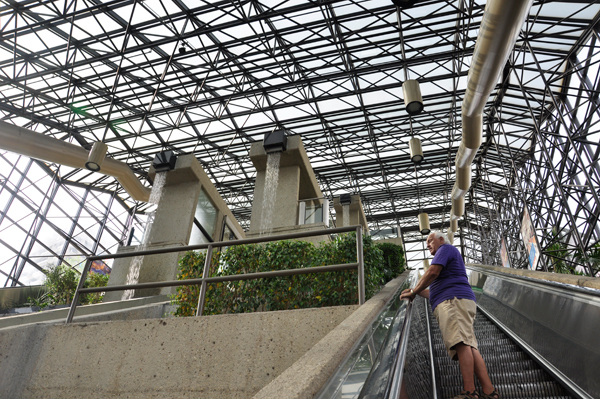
467, 264, 600, 290
0, 295, 170, 330
1, 305, 357, 398
253, 272, 409, 399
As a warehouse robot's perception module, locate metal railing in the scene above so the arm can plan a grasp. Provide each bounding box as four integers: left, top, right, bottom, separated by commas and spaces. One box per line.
65, 225, 365, 323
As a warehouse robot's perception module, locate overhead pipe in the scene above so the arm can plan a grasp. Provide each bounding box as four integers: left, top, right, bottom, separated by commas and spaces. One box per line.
0, 120, 151, 202
449, 0, 533, 222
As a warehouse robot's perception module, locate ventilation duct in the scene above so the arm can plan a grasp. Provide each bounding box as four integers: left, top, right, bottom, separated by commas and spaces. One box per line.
449, 0, 533, 221
450, 218, 458, 232
0, 120, 151, 202
447, 230, 454, 244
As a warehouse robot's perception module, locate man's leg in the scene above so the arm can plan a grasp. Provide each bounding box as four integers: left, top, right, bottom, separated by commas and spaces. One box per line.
454, 343, 476, 392
472, 347, 495, 395
455, 343, 497, 396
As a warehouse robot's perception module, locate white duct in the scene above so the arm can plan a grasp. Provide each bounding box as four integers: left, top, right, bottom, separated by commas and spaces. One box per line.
0, 120, 151, 202
450, 0, 533, 220
449, 218, 458, 232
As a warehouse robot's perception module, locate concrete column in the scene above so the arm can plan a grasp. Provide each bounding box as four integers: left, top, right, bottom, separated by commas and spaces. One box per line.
333, 195, 369, 233
104, 155, 203, 300
250, 165, 301, 230
248, 136, 322, 239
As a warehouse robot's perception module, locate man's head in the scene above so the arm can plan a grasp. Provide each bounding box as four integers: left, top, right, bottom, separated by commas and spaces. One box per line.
426, 231, 448, 255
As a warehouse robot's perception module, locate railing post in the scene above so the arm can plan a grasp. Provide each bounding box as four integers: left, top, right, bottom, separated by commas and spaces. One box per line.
65, 258, 92, 324
196, 244, 213, 316
356, 226, 365, 305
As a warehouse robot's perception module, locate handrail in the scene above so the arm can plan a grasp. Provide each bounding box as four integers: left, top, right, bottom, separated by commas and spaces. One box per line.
424, 298, 439, 399
357, 271, 417, 399
386, 300, 413, 399
65, 225, 365, 323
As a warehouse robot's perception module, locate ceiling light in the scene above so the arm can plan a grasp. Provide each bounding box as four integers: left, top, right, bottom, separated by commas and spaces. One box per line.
409, 137, 423, 163
85, 141, 108, 172
403, 79, 424, 115
418, 212, 430, 235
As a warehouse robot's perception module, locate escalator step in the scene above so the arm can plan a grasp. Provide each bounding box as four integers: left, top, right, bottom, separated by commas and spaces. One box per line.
438, 369, 554, 384
436, 360, 541, 375
440, 381, 570, 399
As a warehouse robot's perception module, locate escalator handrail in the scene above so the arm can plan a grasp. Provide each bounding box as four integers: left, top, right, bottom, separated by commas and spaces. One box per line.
386, 300, 413, 399
357, 295, 414, 398
424, 298, 439, 399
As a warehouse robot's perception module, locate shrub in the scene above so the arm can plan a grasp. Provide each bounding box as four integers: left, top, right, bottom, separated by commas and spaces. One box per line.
171, 233, 405, 316
82, 272, 110, 304
28, 264, 109, 309
376, 242, 405, 282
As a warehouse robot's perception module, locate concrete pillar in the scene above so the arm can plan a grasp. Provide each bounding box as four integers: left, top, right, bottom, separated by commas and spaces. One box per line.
247, 135, 326, 242
333, 195, 369, 233
250, 164, 301, 230
105, 155, 203, 300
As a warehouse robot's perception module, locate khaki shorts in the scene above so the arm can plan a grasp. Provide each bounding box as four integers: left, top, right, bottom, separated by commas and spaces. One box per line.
433, 298, 478, 361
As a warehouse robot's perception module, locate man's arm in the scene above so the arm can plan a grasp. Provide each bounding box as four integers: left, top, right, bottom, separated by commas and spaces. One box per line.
399, 264, 442, 301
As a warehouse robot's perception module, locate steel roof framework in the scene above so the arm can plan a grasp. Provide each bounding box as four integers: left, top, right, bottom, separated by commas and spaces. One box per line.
0, 0, 599, 285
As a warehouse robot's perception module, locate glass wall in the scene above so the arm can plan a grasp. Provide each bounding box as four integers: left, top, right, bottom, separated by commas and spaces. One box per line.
0, 152, 136, 286
189, 187, 219, 245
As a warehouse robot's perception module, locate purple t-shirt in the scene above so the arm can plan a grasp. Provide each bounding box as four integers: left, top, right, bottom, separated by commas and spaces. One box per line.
429, 243, 475, 311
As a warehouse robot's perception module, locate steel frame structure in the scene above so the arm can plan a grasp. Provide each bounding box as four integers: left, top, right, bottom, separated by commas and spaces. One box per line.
0, 0, 599, 285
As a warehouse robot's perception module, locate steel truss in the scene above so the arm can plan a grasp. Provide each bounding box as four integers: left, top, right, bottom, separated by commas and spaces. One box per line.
0, 0, 599, 281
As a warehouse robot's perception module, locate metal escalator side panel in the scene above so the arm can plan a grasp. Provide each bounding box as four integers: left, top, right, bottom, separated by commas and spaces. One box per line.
358, 296, 438, 399
315, 273, 414, 399
467, 266, 599, 399
357, 271, 428, 399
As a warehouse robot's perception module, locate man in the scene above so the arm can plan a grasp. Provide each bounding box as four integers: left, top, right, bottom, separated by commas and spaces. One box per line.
400, 231, 499, 399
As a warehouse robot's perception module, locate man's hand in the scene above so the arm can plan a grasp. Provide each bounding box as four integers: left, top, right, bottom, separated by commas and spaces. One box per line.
400, 288, 416, 301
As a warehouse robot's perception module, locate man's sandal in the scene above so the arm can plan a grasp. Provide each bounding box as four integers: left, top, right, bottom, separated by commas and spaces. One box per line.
480, 390, 500, 399
452, 391, 480, 399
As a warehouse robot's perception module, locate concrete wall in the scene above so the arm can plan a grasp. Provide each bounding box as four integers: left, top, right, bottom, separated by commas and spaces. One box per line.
0, 296, 172, 330
0, 305, 357, 398
254, 273, 408, 399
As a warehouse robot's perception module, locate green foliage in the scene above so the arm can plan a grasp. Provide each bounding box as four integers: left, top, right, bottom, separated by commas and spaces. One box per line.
575, 242, 600, 276
28, 264, 109, 309
171, 233, 405, 316
44, 264, 79, 305
376, 242, 406, 283
82, 272, 110, 304
547, 240, 572, 274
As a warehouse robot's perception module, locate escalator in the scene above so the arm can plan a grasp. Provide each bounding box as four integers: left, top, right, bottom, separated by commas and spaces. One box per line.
317, 267, 599, 399
426, 298, 572, 399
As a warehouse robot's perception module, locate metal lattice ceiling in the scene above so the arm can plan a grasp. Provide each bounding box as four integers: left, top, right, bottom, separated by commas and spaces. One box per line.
1, 0, 600, 283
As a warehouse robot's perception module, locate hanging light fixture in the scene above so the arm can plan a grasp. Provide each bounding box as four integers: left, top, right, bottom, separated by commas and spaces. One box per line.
418, 212, 430, 235
85, 141, 108, 172
409, 137, 424, 163
392, 0, 418, 8
403, 79, 424, 115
